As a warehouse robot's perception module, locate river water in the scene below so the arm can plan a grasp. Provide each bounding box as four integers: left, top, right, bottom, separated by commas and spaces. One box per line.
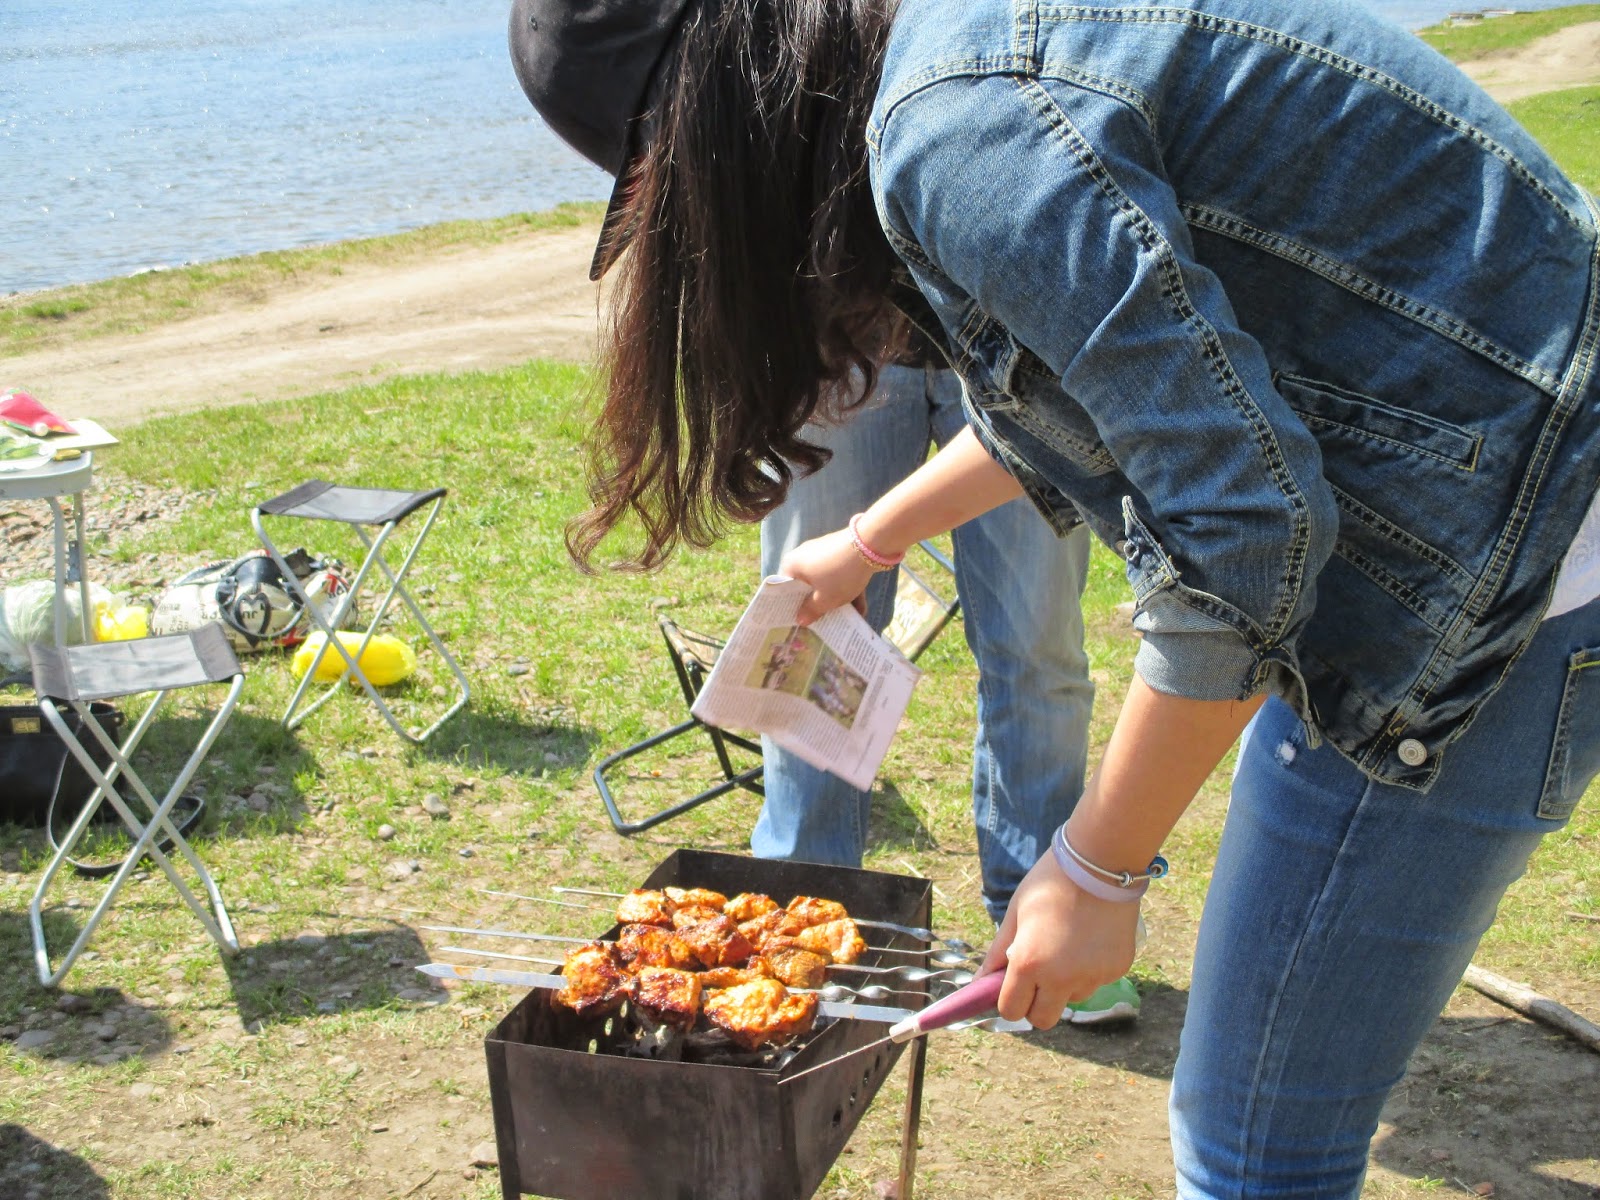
1, 0, 1584, 295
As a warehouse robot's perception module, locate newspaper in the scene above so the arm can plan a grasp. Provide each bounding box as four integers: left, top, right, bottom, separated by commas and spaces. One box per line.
690, 576, 922, 791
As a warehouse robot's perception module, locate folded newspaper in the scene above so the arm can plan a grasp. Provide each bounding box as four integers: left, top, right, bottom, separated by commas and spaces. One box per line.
690, 576, 922, 790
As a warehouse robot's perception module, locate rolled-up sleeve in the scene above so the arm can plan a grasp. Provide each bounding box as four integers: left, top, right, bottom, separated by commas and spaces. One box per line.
873, 73, 1340, 705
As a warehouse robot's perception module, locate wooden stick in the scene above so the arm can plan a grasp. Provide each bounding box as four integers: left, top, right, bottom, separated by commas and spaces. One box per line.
1462, 965, 1600, 1055
1567, 911, 1600, 923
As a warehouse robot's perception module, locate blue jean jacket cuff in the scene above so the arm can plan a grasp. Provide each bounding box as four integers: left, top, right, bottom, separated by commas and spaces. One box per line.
1134, 626, 1263, 703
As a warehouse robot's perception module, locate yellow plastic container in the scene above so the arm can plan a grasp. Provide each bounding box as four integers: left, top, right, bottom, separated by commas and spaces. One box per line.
291, 631, 417, 686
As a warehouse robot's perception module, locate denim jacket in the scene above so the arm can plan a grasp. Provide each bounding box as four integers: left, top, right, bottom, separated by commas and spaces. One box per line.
869, 0, 1600, 788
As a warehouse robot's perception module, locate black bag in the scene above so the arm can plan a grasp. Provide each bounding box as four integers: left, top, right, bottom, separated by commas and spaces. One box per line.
0, 700, 124, 828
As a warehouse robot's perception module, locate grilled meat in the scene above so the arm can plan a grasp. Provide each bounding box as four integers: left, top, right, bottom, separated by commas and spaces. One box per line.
785, 895, 849, 927
722, 892, 780, 922
665, 886, 728, 911
698, 960, 773, 989
793, 918, 867, 964
616, 888, 674, 927
616, 923, 701, 971
702, 978, 819, 1051
762, 946, 830, 990
736, 908, 807, 954
556, 942, 632, 1017
631, 966, 703, 1031
670, 904, 724, 930
675, 914, 756, 970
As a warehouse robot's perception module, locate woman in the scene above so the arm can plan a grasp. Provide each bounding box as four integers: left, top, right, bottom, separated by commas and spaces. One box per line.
511, 0, 1600, 1193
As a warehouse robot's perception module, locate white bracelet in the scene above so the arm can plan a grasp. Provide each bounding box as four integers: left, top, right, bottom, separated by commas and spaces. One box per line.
1050, 824, 1168, 904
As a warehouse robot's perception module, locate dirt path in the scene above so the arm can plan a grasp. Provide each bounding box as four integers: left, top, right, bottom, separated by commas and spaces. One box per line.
1459, 19, 1600, 102
3, 24, 1594, 432
1, 222, 605, 429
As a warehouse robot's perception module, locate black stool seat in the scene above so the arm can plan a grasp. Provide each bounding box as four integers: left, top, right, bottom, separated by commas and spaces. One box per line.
256, 480, 447, 527
31, 624, 242, 703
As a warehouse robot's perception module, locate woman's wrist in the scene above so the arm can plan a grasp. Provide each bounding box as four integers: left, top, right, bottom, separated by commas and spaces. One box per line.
1050, 822, 1167, 903
848, 512, 906, 571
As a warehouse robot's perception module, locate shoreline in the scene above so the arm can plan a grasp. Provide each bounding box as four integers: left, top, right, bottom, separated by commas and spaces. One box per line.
3, 18, 1596, 431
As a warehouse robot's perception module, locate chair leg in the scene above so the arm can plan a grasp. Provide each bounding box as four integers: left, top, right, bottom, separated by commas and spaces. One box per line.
254, 501, 468, 743
30, 684, 243, 987
592, 718, 765, 835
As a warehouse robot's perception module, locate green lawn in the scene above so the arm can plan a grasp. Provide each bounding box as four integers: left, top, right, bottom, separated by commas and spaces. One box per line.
1419, 3, 1600, 61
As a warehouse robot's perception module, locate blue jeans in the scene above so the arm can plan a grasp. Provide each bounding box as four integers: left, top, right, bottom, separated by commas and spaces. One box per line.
1172, 595, 1600, 1198
752, 364, 1094, 920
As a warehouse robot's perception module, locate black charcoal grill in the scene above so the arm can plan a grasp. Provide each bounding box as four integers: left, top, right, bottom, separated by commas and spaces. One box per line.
484, 849, 934, 1200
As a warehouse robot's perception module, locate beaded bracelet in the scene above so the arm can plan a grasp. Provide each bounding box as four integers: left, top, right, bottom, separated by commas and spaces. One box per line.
1050, 823, 1168, 904
848, 513, 905, 571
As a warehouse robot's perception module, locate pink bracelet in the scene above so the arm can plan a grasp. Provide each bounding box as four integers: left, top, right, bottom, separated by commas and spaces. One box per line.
1050, 824, 1166, 904
848, 513, 905, 571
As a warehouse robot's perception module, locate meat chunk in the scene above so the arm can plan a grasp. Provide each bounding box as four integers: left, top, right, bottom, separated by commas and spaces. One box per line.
615, 923, 700, 971
675, 914, 756, 969
555, 942, 631, 1018
785, 895, 849, 928
631, 966, 703, 1031
616, 889, 674, 927
737, 908, 806, 954
698, 959, 773, 990
793, 917, 867, 964
702, 978, 819, 1051
722, 892, 780, 922
669, 904, 724, 930
762, 946, 830, 990
665, 886, 728, 911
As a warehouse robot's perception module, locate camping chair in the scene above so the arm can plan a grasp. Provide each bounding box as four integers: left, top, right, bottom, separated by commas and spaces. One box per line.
251, 480, 470, 744
593, 540, 960, 836
28, 624, 244, 987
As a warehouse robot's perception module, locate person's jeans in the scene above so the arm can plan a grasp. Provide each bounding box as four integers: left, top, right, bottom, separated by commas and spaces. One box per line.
1172, 594, 1600, 1198
752, 364, 1094, 920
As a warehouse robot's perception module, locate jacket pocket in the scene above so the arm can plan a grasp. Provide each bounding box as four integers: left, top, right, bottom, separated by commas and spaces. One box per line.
1538, 645, 1600, 821
1276, 373, 1483, 472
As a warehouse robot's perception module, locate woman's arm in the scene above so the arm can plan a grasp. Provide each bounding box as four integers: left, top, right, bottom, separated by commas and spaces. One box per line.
780, 424, 1023, 622
985, 676, 1263, 1028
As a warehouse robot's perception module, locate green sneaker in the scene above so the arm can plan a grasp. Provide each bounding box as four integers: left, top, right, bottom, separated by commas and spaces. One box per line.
1065, 976, 1140, 1026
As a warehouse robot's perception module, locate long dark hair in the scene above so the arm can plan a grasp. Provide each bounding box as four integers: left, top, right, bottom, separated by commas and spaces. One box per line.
567, 0, 902, 570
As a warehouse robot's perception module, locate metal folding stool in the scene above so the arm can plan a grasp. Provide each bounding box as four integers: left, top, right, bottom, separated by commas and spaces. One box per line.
251, 479, 470, 743
28, 624, 244, 987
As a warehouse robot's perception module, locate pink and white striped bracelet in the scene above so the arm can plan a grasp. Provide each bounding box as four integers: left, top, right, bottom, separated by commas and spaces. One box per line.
848, 513, 905, 571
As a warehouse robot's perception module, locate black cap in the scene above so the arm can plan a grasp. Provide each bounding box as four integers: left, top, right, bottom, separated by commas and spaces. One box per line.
509, 0, 696, 281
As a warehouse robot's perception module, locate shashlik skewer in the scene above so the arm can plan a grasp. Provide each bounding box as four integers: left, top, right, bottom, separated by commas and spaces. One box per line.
550, 885, 979, 953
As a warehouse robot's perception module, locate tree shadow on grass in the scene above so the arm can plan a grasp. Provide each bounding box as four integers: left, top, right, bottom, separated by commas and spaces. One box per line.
0, 1126, 110, 1199
219, 922, 439, 1030
0, 913, 178, 1063
1373, 1011, 1600, 1199
412, 708, 599, 778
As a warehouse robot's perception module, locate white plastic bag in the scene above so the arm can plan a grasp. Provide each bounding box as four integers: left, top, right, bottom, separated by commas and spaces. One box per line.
0, 580, 118, 672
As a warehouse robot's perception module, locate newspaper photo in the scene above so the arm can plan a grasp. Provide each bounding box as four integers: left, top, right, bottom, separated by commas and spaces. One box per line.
690, 576, 922, 791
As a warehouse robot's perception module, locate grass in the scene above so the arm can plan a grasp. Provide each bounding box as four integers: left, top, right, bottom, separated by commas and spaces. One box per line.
1510, 85, 1600, 189
0, 202, 607, 358
2, 360, 1595, 1199
1418, 4, 1600, 61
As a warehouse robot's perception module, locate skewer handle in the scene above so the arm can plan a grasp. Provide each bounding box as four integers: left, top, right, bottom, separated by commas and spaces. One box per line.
889, 971, 1007, 1041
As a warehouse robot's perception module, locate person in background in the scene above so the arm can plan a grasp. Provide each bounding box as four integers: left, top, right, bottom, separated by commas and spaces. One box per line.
754, 355, 1134, 1022
512, 0, 1600, 1192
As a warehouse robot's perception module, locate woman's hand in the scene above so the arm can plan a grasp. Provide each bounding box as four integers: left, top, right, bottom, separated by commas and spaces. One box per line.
980, 848, 1140, 1029
779, 528, 877, 625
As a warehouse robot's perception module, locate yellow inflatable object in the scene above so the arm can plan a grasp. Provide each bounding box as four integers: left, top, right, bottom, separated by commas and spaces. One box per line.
94, 603, 149, 642
291, 632, 417, 686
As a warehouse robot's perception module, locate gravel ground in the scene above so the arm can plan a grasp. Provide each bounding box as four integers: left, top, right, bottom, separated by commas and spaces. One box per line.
1, 472, 212, 658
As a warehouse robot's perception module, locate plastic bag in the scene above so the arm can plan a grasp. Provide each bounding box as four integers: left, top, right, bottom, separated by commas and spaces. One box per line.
291, 632, 417, 687
0, 580, 118, 672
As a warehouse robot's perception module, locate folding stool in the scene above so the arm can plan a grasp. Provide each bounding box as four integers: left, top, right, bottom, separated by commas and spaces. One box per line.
251, 480, 470, 743
28, 624, 244, 987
